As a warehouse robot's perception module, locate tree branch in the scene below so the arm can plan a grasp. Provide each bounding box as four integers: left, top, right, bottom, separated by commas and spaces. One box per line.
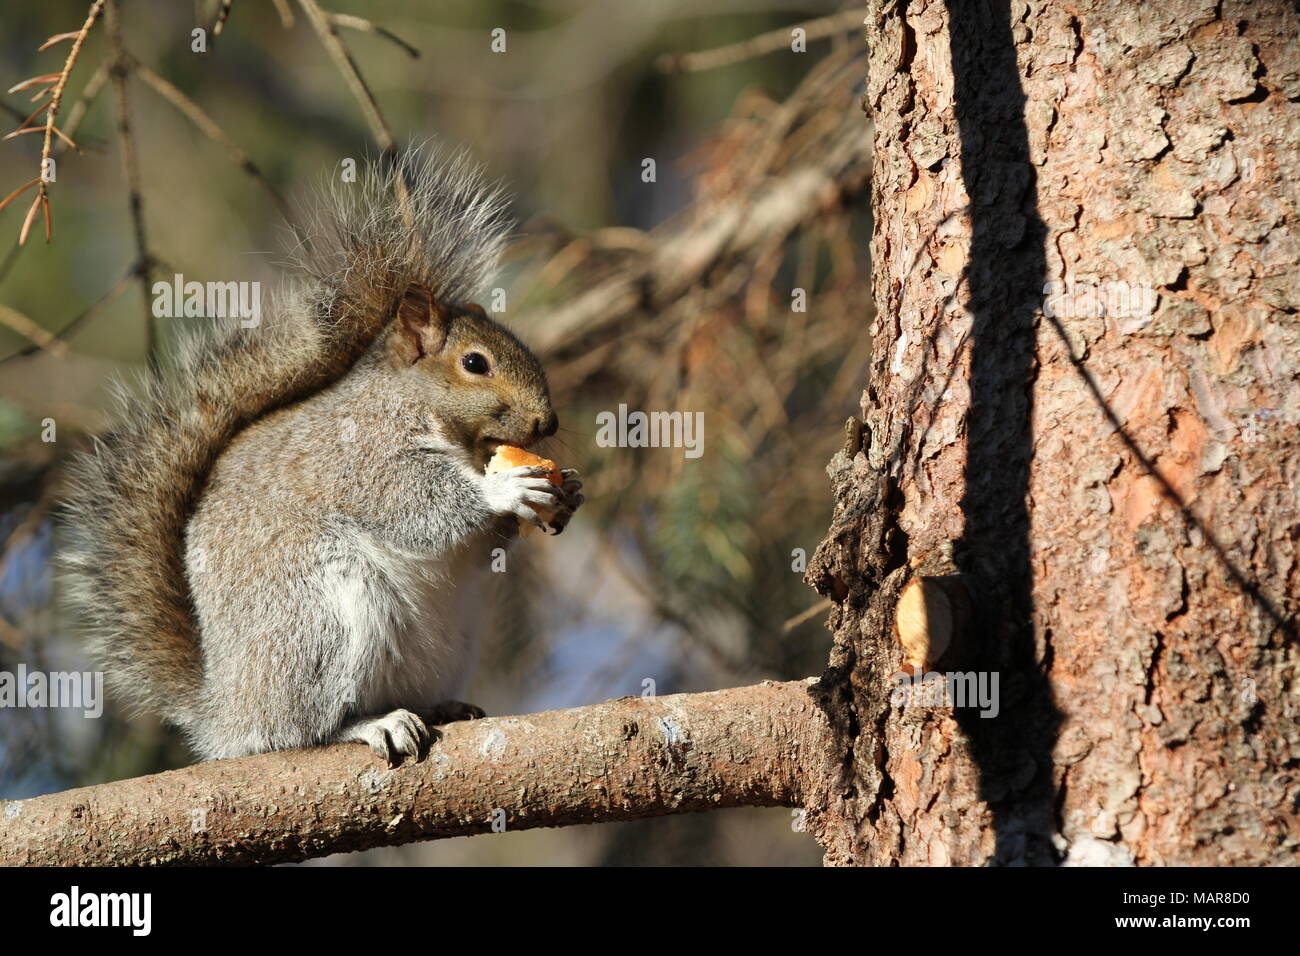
104, 0, 156, 365
655, 9, 865, 74
0, 680, 829, 866
526, 48, 871, 365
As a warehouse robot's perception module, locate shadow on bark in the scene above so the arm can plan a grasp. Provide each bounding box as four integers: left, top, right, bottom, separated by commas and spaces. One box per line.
947, 0, 1064, 865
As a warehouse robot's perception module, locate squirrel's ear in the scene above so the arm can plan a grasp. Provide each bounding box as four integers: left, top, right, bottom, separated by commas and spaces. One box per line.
394, 282, 451, 364
462, 303, 488, 319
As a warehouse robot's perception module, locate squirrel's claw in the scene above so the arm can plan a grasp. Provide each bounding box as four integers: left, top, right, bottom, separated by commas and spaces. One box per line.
546, 489, 586, 535
337, 708, 431, 767
420, 700, 486, 725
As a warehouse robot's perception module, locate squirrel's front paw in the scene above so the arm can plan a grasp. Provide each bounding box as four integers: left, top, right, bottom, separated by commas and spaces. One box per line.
481, 465, 561, 531
546, 469, 585, 535
336, 709, 431, 768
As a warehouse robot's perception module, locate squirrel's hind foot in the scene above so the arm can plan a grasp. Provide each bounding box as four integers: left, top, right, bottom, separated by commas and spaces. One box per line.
420, 699, 487, 726
336, 708, 432, 767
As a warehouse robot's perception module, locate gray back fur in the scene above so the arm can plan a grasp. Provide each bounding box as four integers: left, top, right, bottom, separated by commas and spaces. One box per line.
60, 146, 512, 724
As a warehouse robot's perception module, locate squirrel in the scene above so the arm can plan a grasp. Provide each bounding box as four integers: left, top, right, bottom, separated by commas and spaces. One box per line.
61, 148, 584, 766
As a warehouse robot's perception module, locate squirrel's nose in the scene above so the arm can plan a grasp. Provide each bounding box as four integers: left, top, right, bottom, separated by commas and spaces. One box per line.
536, 412, 558, 439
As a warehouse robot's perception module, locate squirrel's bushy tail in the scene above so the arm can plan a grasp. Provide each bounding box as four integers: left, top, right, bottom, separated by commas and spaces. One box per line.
61, 147, 511, 724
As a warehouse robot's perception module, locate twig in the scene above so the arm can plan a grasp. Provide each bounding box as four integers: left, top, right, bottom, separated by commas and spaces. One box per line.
18, 192, 42, 245
39, 31, 83, 52
271, 0, 294, 29
296, 0, 395, 155
782, 598, 832, 633
5, 0, 107, 245
127, 54, 297, 231
329, 12, 420, 58
531, 88, 870, 360
656, 9, 865, 73
0, 180, 40, 217
0, 303, 70, 357
213, 0, 234, 36
296, 0, 410, 214
7, 74, 61, 95
52, 59, 109, 158
0, 267, 131, 365
104, 0, 156, 366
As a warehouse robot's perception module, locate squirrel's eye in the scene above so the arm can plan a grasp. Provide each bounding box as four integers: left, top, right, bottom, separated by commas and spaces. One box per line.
461, 352, 490, 375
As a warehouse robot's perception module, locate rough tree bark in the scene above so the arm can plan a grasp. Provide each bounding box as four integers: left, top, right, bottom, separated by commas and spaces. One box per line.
803, 0, 1299, 865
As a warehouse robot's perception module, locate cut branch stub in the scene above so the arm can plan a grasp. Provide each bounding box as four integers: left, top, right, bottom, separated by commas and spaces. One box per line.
893, 574, 971, 674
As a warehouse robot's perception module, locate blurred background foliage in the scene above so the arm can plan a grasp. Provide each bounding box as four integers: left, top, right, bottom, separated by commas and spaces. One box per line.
0, 0, 871, 865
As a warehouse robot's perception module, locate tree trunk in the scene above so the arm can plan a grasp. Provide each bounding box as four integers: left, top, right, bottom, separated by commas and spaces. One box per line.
803, 0, 1299, 865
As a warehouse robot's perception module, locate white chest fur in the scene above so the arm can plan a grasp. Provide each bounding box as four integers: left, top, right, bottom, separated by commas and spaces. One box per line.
328, 529, 495, 716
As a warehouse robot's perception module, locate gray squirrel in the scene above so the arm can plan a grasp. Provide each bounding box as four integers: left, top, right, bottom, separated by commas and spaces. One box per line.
62, 149, 583, 766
